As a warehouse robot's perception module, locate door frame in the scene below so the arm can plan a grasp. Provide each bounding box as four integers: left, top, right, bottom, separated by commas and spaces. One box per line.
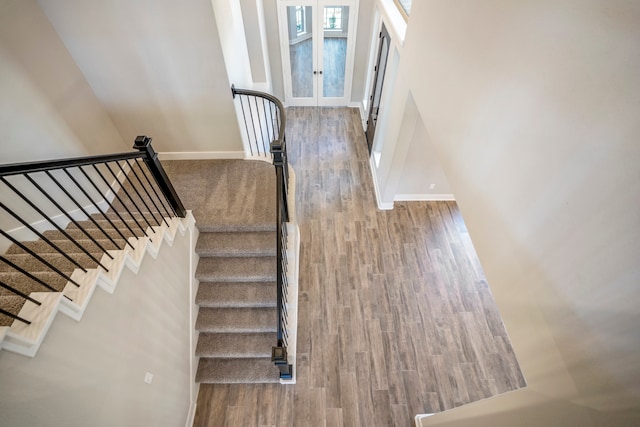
277, 0, 359, 106
365, 23, 390, 153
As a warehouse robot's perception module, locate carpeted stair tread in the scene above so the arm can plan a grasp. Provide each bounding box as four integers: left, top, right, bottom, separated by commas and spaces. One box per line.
196, 281, 276, 307
0, 252, 99, 273
0, 271, 68, 296
196, 307, 277, 333
196, 357, 280, 384
65, 222, 140, 240
5, 239, 109, 256
195, 256, 276, 282
0, 295, 27, 327
196, 223, 276, 233
195, 332, 277, 358
195, 231, 276, 257
42, 228, 132, 245
22, 234, 127, 253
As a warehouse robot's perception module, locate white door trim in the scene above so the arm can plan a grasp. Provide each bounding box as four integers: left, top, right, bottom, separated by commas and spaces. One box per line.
278, 0, 359, 106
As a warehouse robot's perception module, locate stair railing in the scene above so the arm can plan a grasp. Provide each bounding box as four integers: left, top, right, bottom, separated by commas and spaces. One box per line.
231, 85, 286, 161
0, 136, 185, 327
231, 85, 293, 380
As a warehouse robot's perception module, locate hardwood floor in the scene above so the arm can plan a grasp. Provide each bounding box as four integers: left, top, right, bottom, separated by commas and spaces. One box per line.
192, 108, 526, 426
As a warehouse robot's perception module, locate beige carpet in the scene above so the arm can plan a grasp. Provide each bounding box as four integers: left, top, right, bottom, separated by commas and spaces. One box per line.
162, 159, 281, 384
2, 159, 281, 385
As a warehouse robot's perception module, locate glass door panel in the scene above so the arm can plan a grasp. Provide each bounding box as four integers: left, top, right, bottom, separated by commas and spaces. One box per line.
287, 5, 315, 100
279, 0, 357, 106
321, 6, 349, 98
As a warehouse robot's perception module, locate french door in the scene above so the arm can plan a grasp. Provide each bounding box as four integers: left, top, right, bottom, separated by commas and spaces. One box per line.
278, 0, 358, 106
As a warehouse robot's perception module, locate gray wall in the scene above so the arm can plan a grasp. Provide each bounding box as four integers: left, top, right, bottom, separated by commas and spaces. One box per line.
0, 0, 128, 237
395, 94, 452, 198
0, 0, 126, 163
37, 0, 243, 153
0, 227, 194, 427
378, 0, 640, 424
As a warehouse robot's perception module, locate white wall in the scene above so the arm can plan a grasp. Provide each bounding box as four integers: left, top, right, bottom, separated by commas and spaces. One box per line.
0, 0, 126, 163
0, 226, 194, 427
37, 0, 243, 154
0, 0, 128, 240
211, 0, 253, 89
376, 0, 640, 424
351, 0, 374, 104
395, 96, 452, 199
240, 0, 272, 88
263, 0, 284, 99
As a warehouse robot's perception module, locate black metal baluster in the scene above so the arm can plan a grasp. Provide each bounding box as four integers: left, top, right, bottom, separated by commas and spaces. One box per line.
1, 256, 61, 293
1, 229, 81, 288
267, 99, 276, 144
93, 163, 149, 237
115, 161, 160, 227
46, 170, 123, 252
253, 96, 267, 155
104, 162, 154, 232
78, 166, 136, 249
134, 159, 173, 220
132, 136, 186, 218
24, 174, 112, 269
125, 159, 168, 227
237, 94, 254, 156
0, 183, 91, 273
0, 307, 31, 325
0, 279, 42, 307
247, 96, 260, 156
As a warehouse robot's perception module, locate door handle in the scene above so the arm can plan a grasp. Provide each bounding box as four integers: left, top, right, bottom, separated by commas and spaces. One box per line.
313, 71, 323, 75
313, 71, 317, 75
319, 71, 323, 74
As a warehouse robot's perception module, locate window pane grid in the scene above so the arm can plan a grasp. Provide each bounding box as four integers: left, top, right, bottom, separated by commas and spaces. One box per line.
324, 7, 342, 30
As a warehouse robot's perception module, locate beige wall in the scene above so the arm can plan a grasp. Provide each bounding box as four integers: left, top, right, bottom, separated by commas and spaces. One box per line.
380, 0, 640, 424
0, 0, 129, 238
240, 0, 271, 86
0, 226, 194, 427
0, 0, 126, 163
37, 0, 243, 154
395, 94, 452, 198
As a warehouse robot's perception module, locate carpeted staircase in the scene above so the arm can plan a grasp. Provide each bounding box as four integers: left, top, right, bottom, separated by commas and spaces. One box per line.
194, 229, 281, 383
0, 211, 171, 327
159, 159, 283, 384
1, 159, 283, 384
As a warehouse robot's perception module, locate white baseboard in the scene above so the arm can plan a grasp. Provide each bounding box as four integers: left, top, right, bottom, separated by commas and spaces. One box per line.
185, 383, 200, 427
415, 413, 434, 426
394, 193, 456, 202
158, 151, 245, 161
368, 155, 394, 210
351, 100, 368, 131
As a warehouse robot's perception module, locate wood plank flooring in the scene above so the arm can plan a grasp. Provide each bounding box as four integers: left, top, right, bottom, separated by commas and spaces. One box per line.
192, 107, 526, 427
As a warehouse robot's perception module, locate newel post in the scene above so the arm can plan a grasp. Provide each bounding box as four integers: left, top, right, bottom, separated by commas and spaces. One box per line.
133, 135, 186, 218
271, 140, 289, 222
